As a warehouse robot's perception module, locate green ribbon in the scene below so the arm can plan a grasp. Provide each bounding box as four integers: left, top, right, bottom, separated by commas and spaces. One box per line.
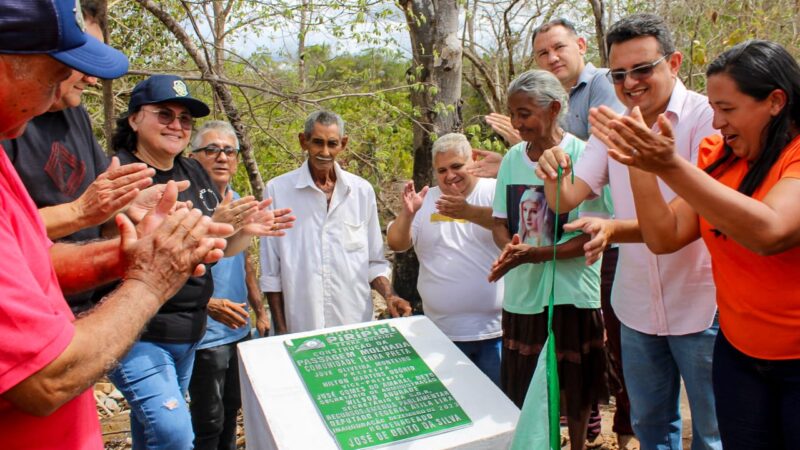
545, 165, 570, 449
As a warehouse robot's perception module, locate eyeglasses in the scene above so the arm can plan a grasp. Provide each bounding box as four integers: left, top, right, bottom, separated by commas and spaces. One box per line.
606, 54, 670, 85
141, 108, 194, 130
193, 144, 239, 158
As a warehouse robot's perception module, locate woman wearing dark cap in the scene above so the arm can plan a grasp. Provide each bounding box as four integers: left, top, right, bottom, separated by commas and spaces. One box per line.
107, 74, 292, 449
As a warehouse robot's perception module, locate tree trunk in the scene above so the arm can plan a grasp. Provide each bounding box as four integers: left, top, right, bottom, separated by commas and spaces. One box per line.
396, 0, 463, 308
298, 0, 310, 90
100, 0, 114, 153
589, 0, 608, 66
135, 0, 265, 199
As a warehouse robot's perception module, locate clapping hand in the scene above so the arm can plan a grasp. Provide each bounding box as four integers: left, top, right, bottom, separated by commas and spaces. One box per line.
467, 149, 502, 178
401, 180, 428, 216
212, 190, 259, 234
436, 194, 468, 220
485, 113, 522, 146
241, 198, 295, 237
119, 181, 232, 300
126, 180, 191, 224
590, 106, 680, 173
75, 157, 155, 226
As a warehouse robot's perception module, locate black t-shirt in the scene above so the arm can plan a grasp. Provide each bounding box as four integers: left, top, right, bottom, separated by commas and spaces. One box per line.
116, 148, 218, 343
1, 106, 109, 313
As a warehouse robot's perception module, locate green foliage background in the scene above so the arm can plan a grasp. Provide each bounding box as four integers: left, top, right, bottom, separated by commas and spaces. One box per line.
86, 0, 800, 218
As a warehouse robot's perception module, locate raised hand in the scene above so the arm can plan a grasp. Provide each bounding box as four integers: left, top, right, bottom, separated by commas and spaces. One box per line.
75, 157, 154, 227
588, 105, 626, 151
132, 181, 233, 270
436, 194, 468, 220
485, 113, 522, 146
605, 107, 679, 172
241, 198, 295, 237
401, 180, 428, 215
212, 190, 259, 233
126, 180, 191, 224
563, 217, 613, 265
535, 146, 572, 181
117, 182, 231, 302
468, 149, 502, 178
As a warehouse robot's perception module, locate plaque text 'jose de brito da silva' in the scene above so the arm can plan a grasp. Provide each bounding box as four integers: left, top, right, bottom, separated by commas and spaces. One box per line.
284, 323, 472, 449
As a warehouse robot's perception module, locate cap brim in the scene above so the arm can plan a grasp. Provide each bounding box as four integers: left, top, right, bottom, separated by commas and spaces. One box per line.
51, 35, 129, 79
169, 97, 211, 118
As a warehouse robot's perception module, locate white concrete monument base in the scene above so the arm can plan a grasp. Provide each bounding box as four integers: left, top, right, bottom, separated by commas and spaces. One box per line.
238, 316, 520, 449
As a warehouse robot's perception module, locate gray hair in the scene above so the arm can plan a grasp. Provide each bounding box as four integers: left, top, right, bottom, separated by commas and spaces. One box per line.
192, 120, 239, 150
507, 69, 569, 123
432, 133, 471, 160
304, 110, 345, 138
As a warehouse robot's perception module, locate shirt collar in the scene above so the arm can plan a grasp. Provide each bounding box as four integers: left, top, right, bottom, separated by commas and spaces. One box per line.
295, 159, 351, 192
572, 62, 598, 91
622, 78, 688, 127
662, 78, 688, 123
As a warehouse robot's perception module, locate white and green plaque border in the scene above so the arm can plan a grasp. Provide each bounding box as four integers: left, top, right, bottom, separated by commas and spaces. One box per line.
285, 323, 472, 449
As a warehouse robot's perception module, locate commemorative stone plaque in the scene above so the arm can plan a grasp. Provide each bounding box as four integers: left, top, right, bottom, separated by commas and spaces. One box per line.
284, 323, 472, 450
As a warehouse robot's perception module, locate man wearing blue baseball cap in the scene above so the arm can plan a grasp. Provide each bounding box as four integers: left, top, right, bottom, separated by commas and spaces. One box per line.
0, 1, 231, 448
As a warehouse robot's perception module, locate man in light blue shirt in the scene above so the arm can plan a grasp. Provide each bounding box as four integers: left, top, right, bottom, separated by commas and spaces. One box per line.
188, 121, 268, 450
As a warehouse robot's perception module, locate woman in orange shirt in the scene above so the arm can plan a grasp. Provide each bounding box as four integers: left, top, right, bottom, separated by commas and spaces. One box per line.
568, 40, 800, 449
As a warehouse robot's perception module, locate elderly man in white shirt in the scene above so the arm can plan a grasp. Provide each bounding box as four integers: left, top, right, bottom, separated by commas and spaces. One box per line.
387, 133, 503, 385
260, 110, 412, 334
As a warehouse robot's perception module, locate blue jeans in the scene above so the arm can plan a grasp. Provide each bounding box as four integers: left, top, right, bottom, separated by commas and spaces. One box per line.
109, 340, 198, 450
713, 330, 800, 450
621, 320, 721, 450
455, 337, 502, 387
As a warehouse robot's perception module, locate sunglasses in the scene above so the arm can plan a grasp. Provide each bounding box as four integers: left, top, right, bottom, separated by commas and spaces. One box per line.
193, 144, 239, 158
141, 108, 194, 130
606, 54, 670, 85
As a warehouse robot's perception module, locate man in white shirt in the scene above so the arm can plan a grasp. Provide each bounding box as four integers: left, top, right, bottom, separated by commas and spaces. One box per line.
537, 14, 721, 450
386, 133, 503, 385
260, 110, 411, 334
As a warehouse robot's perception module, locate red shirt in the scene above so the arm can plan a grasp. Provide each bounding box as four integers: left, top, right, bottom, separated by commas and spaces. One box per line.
0, 148, 102, 448
698, 135, 800, 360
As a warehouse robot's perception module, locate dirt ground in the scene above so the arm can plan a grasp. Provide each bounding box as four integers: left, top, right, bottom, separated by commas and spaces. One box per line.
98, 387, 694, 449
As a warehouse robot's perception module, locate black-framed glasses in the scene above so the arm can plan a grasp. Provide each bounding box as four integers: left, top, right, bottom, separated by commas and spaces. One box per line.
141, 108, 194, 130
193, 144, 240, 158
606, 54, 670, 85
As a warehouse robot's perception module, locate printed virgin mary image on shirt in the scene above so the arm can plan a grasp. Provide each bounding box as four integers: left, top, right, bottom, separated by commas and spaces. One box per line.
506, 185, 566, 246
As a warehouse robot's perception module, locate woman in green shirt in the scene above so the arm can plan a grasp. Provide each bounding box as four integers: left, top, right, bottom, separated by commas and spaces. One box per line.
488, 69, 609, 450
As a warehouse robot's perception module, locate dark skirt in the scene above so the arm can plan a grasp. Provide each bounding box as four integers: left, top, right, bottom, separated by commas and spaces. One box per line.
501, 306, 609, 418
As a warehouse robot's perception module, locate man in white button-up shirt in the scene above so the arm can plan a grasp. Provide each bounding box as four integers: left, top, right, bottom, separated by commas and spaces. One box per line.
538, 14, 721, 450
260, 110, 411, 334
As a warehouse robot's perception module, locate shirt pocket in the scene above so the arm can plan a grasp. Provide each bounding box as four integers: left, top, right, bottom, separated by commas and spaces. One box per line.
343, 220, 367, 251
